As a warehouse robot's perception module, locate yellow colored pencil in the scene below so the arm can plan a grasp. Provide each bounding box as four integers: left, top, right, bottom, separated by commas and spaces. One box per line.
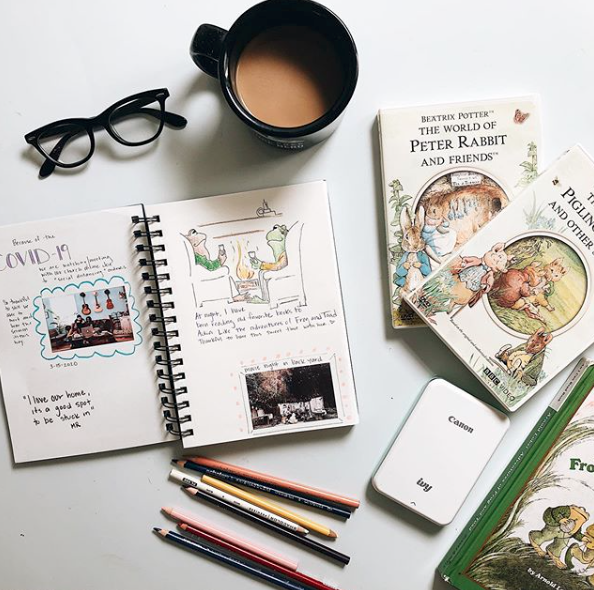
202, 475, 338, 539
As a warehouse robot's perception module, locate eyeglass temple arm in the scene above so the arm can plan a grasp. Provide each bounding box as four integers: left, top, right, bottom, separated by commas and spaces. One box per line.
155, 109, 187, 128
39, 106, 187, 178
39, 129, 80, 178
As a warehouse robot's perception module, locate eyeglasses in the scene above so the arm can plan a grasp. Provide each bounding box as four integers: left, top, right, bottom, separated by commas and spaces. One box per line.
24, 88, 187, 178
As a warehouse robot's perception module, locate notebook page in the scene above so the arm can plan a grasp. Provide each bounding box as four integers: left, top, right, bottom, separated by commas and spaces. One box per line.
149, 182, 358, 448
0, 206, 171, 462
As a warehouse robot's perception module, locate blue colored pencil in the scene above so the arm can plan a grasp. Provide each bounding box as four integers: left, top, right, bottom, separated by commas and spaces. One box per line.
173, 459, 352, 518
153, 528, 310, 590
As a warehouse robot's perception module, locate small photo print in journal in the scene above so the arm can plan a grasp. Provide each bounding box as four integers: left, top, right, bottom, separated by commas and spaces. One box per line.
245, 363, 339, 431
42, 287, 134, 353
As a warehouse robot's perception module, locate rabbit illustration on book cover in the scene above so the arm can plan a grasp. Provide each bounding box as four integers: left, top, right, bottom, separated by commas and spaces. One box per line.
421, 202, 457, 265
495, 327, 552, 386
393, 205, 432, 293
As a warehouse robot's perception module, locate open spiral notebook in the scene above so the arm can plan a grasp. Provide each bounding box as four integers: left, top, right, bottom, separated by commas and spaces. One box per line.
0, 182, 358, 463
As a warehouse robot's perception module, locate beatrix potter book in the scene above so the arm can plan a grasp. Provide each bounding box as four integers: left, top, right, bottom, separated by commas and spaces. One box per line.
405, 146, 594, 411
378, 96, 541, 328
438, 358, 594, 590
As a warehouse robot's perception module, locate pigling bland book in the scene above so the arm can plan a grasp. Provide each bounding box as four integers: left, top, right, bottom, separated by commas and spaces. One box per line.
0, 182, 358, 463
404, 146, 594, 411
438, 358, 594, 590
378, 96, 542, 328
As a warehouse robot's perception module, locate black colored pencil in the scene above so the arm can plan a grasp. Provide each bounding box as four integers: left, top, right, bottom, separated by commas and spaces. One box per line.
174, 459, 351, 519
153, 528, 309, 590
180, 459, 353, 514
183, 486, 351, 565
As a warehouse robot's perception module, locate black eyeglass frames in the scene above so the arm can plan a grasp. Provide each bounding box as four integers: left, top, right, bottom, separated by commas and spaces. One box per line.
24, 88, 187, 178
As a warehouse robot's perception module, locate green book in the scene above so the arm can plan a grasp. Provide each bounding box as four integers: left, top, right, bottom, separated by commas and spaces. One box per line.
439, 357, 594, 590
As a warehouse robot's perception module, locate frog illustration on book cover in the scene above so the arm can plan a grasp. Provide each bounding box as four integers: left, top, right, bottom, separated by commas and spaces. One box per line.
378, 97, 541, 328
463, 389, 594, 590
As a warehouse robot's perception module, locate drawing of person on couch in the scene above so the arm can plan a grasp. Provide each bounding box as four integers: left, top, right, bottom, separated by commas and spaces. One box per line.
184, 229, 227, 271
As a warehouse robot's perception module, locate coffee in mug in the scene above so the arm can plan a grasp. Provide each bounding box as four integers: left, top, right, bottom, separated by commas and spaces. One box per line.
190, 0, 358, 150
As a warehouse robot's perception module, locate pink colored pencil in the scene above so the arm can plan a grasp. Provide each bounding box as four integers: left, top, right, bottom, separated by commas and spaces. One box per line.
185, 456, 360, 508
161, 506, 298, 571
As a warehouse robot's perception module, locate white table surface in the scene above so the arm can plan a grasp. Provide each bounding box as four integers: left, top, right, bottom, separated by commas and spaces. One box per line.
2, 1, 594, 588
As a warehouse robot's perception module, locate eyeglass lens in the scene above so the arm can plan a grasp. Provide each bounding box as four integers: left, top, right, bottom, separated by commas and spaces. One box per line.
38, 123, 92, 165
108, 96, 165, 144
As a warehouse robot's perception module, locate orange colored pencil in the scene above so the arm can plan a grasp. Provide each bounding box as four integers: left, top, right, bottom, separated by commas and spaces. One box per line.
185, 456, 360, 509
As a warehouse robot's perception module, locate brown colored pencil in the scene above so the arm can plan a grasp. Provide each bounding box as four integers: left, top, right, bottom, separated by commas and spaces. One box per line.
185, 456, 360, 509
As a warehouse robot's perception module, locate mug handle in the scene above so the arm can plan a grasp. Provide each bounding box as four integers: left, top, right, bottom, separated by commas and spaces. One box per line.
190, 24, 227, 78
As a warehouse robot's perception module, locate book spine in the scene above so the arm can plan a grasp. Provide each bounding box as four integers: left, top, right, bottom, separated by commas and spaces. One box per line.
377, 112, 393, 327
131, 209, 192, 439
549, 357, 592, 411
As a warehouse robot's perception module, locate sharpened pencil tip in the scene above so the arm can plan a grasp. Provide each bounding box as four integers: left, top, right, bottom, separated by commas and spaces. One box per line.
153, 527, 161, 533
161, 507, 173, 516
153, 527, 167, 537
182, 485, 197, 495
328, 530, 338, 539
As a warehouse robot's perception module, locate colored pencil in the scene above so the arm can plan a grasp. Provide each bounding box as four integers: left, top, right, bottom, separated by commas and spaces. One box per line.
179, 462, 351, 513
203, 474, 337, 539
162, 506, 298, 571
183, 486, 351, 565
174, 459, 351, 519
184, 456, 360, 508
177, 459, 351, 512
169, 468, 308, 535
153, 528, 309, 590
180, 523, 339, 590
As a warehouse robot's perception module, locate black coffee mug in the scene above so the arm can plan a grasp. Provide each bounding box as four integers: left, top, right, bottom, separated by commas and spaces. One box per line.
190, 0, 358, 150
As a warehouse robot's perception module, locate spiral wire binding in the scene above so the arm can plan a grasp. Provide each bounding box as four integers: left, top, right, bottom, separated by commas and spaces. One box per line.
132, 212, 193, 438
